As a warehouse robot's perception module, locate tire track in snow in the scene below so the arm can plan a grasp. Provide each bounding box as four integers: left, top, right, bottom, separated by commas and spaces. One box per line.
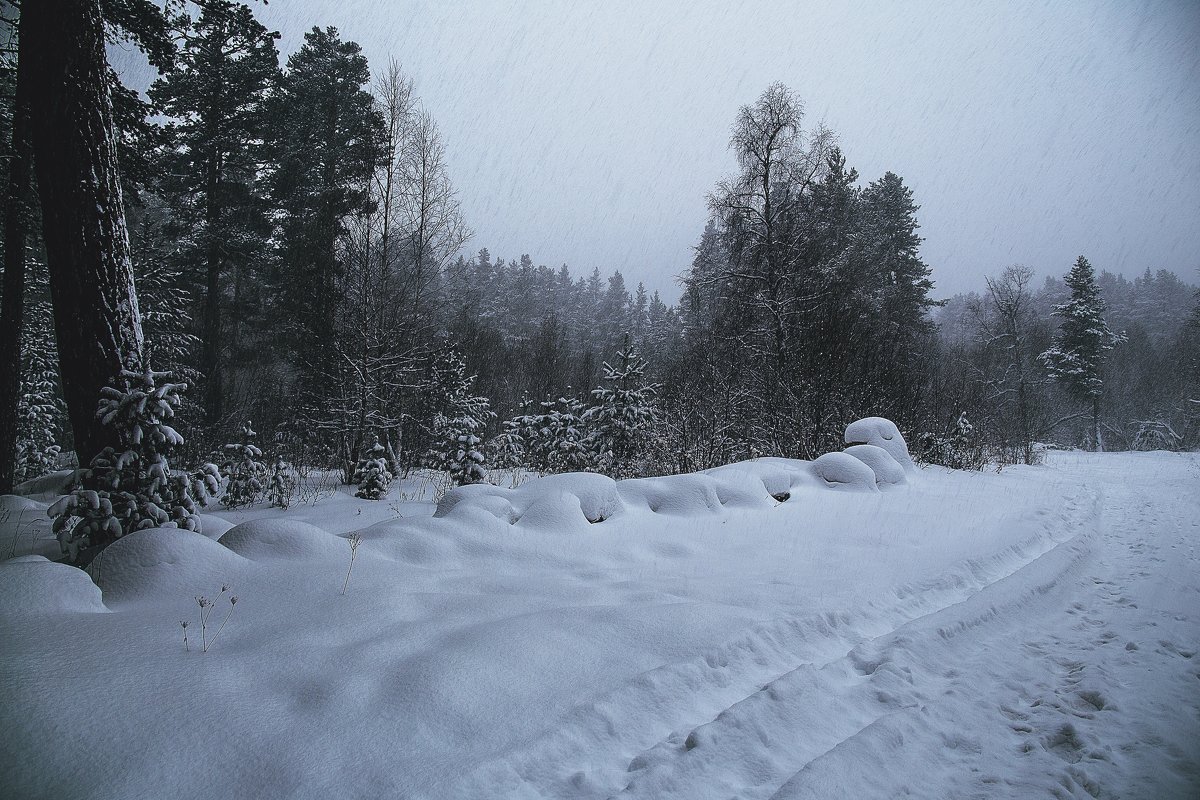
436, 486, 1099, 800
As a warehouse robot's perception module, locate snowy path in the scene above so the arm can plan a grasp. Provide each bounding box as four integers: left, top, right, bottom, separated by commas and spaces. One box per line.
447, 455, 1200, 799
2, 453, 1198, 799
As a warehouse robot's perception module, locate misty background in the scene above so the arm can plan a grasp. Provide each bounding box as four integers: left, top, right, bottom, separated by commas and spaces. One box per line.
106, 0, 1200, 299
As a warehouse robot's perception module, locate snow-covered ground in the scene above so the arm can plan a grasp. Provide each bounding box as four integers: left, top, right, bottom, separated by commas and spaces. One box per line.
2, 449, 1198, 799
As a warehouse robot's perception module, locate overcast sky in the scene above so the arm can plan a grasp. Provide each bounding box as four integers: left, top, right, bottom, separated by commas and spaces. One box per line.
115, 0, 1200, 300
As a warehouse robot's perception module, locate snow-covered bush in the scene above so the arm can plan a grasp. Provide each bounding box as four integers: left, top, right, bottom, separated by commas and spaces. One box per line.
221, 422, 266, 508
49, 366, 216, 562
915, 412, 985, 471
354, 436, 393, 500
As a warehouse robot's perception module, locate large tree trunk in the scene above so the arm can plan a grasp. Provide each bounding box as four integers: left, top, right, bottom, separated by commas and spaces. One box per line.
0, 17, 35, 494
24, 0, 144, 468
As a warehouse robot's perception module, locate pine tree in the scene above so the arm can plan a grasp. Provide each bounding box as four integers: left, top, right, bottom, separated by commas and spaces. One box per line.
1040, 256, 1123, 450
221, 421, 266, 508
584, 336, 658, 478
353, 435, 392, 500
149, 0, 280, 422
24, 0, 149, 468
49, 365, 216, 563
268, 27, 383, 378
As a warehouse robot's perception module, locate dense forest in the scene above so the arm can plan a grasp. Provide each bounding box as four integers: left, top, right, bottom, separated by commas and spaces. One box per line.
1, 0, 1198, 558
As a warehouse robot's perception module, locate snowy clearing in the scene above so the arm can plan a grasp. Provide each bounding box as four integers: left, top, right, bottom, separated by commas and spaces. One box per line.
2, 451, 1198, 799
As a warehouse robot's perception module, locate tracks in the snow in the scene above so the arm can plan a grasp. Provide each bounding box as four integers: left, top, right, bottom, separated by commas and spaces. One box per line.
437, 486, 1100, 800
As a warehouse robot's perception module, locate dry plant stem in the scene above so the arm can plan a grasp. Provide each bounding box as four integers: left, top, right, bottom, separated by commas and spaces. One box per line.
342, 534, 362, 595
204, 597, 238, 653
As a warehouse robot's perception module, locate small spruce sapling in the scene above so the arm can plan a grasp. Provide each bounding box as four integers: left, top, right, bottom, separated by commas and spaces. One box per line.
268, 458, 295, 509
354, 436, 393, 500
49, 365, 215, 562
221, 421, 266, 508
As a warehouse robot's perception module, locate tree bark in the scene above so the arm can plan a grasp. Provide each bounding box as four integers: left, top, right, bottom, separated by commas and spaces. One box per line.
24, 0, 144, 468
0, 16, 34, 494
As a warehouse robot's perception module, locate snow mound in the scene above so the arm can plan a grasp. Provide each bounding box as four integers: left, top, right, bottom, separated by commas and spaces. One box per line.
435, 482, 515, 520
0, 556, 107, 616
218, 518, 346, 561
844, 417, 914, 471
13, 469, 76, 501
844, 444, 907, 487
0, 494, 47, 516
520, 472, 621, 524
811, 451, 880, 492
197, 514, 235, 541
707, 458, 821, 501
88, 527, 247, 604
619, 474, 726, 515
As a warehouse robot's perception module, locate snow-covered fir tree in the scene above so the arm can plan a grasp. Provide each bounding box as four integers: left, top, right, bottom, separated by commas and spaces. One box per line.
353, 436, 393, 500
504, 396, 593, 474
268, 457, 295, 509
438, 402, 490, 485
49, 365, 217, 562
221, 421, 266, 508
583, 336, 658, 478
428, 355, 495, 485
1040, 256, 1124, 450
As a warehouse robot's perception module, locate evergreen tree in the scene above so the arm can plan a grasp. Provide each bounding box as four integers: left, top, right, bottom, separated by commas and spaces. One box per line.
353, 435, 392, 500
149, 0, 280, 422
14, 284, 63, 485
426, 348, 494, 483
1040, 256, 1123, 450
49, 365, 217, 563
221, 421, 266, 508
584, 336, 658, 478
504, 396, 592, 474
267, 456, 294, 509
437, 403, 489, 485
25, 0, 149, 468
268, 26, 383, 378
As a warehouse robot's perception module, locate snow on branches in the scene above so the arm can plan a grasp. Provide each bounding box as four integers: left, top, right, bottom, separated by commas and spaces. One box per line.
49, 365, 217, 561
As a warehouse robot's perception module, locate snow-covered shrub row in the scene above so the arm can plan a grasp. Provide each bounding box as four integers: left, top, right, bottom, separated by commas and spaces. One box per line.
433, 418, 913, 532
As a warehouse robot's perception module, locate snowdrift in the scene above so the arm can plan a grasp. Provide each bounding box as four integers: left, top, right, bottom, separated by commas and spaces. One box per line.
431, 418, 910, 531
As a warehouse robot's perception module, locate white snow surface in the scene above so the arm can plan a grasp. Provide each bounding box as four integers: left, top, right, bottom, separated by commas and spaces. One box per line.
844, 416, 915, 471
2, 451, 1198, 799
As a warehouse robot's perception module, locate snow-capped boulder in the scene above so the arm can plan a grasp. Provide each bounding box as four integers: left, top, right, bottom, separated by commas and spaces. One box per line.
0, 556, 108, 616
87, 527, 247, 604
844, 417, 914, 472
219, 518, 345, 561
811, 452, 880, 492
844, 444, 907, 487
